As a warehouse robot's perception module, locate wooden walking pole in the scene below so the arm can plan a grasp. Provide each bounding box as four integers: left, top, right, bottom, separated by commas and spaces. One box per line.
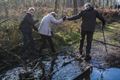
102, 26, 108, 54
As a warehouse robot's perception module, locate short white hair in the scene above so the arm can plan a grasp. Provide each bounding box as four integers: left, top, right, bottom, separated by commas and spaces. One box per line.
50, 12, 57, 16
28, 7, 35, 12
84, 3, 93, 9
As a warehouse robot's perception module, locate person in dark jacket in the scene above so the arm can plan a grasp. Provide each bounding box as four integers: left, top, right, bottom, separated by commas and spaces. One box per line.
19, 7, 38, 58
66, 3, 106, 60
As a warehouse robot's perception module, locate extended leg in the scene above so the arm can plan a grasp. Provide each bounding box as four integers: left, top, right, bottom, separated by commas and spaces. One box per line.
79, 31, 86, 55
47, 36, 56, 53
39, 35, 47, 53
86, 32, 93, 54
85, 31, 94, 61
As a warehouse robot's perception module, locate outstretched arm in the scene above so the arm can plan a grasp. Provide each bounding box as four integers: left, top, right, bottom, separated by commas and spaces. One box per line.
50, 16, 63, 24
67, 12, 82, 21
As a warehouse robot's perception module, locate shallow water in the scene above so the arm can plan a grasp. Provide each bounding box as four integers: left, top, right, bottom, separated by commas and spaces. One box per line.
91, 67, 120, 80
0, 54, 120, 80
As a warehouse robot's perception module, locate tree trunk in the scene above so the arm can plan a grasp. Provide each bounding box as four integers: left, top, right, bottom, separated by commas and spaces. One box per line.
54, 0, 59, 13
92, 0, 95, 5
3, 2, 9, 18
79, 0, 84, 7
106, 0, 109, 7
98, 0, 101, 7
103, 0, 105, 8
73, 0, 78, 15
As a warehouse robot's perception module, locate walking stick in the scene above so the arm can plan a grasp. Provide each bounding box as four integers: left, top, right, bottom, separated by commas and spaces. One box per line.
102, 26, 108, 54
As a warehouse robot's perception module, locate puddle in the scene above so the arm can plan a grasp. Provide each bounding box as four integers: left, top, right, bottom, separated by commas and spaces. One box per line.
91, 67, 120, 80
0, 54, 120, 80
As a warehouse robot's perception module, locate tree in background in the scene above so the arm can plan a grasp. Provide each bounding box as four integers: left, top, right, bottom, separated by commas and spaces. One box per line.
54, 0, 59, 13
73, 0, 78, 15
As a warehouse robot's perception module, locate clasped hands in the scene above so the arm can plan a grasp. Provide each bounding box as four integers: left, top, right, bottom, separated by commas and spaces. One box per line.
62, 16, 68, 21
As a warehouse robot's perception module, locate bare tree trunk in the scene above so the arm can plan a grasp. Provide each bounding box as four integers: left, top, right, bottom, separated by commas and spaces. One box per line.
23, 0, 27, 8
103, 0, 105, 8
112, 0, 115, 8
106, 0, 109, 7
87, 0, 91, 2
92, 0, 95, 5
54, 0, 59, 13
61, 0, 66, 15
66, 0, 72, 8
98, 0, 101, 7
3, 2, 9, 18
73, 0, 78, 15
79, 0, 84, 7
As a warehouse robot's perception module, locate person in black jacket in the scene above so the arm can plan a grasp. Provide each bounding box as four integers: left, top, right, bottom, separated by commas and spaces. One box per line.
19, 7, 38, 58
66, 3, 106, 60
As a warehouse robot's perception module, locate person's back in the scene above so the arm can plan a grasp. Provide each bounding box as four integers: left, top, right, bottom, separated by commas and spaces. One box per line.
38, 12, 64, 53
67, 7, 105, 32
81, 8, 102, 32
38, 14, 52, 35
66, 3, 106, 61
38, 12, 63, 36
20, 13, 33, 33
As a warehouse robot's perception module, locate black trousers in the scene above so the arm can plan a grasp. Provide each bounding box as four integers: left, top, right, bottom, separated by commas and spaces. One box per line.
39, 34, 55, 53
80, 31, 94, 54
21, 32, 35, 53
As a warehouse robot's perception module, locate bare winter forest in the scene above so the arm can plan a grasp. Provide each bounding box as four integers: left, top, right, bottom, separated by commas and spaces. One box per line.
0, 0, 120, 80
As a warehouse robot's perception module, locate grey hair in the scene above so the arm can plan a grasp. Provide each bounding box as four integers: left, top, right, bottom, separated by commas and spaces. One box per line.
50, 12, 57, 16
28, 7, 35, 12
84, 3, 93, 9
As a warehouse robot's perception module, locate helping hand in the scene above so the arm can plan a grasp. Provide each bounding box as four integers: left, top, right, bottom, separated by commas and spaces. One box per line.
63, 16, 66, 21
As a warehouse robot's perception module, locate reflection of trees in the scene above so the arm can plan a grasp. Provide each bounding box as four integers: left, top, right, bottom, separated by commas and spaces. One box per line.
99, 68, 106, 80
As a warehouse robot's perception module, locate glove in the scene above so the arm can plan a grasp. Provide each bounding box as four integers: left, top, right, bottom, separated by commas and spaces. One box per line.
63, 16, 66, 21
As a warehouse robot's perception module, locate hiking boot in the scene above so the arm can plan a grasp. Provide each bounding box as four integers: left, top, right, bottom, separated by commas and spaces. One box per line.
79, 49, 83, 54
79, 49, 85, 57
85, 54, 91, 61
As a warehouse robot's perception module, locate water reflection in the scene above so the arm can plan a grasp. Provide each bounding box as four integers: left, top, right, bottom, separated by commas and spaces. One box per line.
74, 67, 120, 80
91, 67, 120, 80
0, 54, 120, 80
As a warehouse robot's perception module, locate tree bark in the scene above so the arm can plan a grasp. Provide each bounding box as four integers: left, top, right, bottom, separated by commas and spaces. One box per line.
54, 0, 59, 13
73, 0, 78, 15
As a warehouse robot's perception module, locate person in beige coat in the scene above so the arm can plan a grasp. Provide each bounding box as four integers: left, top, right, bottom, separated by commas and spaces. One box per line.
38, 12, 66, 54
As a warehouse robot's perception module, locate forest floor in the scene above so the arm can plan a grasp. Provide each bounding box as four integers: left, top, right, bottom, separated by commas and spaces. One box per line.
0, 19, 120, 79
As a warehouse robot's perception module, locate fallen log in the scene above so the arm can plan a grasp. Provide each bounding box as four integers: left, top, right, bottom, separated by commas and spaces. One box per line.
74, 65, 92, 80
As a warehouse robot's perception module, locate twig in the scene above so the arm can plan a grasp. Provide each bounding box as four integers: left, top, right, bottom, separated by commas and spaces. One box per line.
93, 39, 120, 48
0, 18, 10, 25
